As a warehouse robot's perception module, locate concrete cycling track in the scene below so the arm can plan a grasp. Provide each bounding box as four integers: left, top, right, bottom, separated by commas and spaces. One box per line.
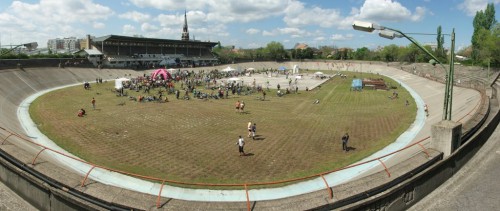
0, 61, 482, 207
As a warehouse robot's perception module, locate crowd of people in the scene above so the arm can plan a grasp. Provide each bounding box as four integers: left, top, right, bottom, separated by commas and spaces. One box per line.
76, 67, 335, 157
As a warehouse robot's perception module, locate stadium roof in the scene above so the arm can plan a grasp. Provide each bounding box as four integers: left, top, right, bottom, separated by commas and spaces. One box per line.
92, 35, 218, 47
84, 49, 103, 55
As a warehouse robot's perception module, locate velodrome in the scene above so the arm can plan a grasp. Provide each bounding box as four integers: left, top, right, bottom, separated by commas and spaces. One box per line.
0, 61, 497, 210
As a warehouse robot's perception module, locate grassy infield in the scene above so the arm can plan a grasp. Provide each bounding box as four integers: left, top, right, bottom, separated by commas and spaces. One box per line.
29, 70, 416, 189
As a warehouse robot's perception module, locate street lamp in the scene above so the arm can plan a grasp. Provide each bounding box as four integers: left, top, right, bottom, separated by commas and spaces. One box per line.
352, 21, 456, 121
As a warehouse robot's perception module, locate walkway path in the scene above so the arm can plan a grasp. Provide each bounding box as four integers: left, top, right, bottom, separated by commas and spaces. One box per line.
0, 181, 37, 211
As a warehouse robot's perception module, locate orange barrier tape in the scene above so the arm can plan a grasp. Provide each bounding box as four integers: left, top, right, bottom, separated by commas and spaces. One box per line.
156, 180, 166, 209
320, 174, 333, 199
81, 166, 96, 187
31, 147, 47, 165
377, 159, 391, 178
245, 184, 250, 211
2, 133, 15, 145
417, 143, 429, 158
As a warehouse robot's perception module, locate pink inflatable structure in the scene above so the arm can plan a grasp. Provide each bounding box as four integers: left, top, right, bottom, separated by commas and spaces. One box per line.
151, 68, 172, 80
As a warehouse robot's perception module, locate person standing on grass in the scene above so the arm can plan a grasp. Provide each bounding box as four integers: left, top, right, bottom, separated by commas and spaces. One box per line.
91, 97, 96, 110
235, 100, 240, 113
247, 121, 252, 137
342, 133, 349, 152
240, 101, 245, 113
237, 135, 245, 156
251, 123, 257, 140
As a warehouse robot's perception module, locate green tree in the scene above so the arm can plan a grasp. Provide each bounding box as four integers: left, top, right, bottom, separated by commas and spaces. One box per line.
212, 46, 237, 64
302, 47, 314, 59
255, 47, 266, 59
435, 25, 446, 61
491, 23, 500, 66
317, 46, 335, 59
381, 44, 399, 62
471, 3, 497, 61
476, 23, 500, 67
292, 48, 314, 60
265, 41, 287, 60
353, 47, 370, 60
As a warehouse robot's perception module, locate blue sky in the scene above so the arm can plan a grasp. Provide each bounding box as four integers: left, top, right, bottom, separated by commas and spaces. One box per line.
0, 0, 499, 51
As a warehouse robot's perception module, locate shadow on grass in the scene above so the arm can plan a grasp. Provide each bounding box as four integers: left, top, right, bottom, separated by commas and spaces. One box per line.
346, 146, 356, 152
252, 135, 265, 141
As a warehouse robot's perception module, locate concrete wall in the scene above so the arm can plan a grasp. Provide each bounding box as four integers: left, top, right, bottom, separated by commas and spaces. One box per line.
0, 150, 101, 211
0, 58, 94, 70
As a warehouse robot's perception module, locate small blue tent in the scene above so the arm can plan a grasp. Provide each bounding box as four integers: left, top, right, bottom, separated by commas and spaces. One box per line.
278, 66, 287, 71
351, 79, 362, 91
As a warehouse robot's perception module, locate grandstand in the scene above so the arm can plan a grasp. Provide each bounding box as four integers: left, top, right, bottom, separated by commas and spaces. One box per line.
81, 12, 219, 69
84, 35, 219, 69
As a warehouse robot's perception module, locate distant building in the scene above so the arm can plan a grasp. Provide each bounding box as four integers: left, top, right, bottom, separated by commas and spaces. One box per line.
79, 36, 95, 50
294, 43, 309, 50
47, 37, 81, 53
181, 11, 190, 41
78, 11, 219, 69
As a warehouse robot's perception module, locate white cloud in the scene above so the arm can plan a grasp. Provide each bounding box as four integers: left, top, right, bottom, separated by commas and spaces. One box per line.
10, 0, 113, 24
123, 24, 137, 35
278, 27, 305, 35
205, 1, 286, 23
157, 14, 181, 27
458, 0, 500, 16
247, 42, 263, 48
131, 0, 288, 23
260, 27, 313, 38
262, 30, 276, 36
0, 0, 114, 47
283, 1, 344, 28
246, 28, 260, 35
355, 0, 428, 22
190, 24, 230, 38
129, 0, 190, 10
141, 23, 159, 32
315, 37, 326, 41
93, 22, 105, 29
331, 34, 354, 41
411, 6, 427, 21
119, 11, 151, 22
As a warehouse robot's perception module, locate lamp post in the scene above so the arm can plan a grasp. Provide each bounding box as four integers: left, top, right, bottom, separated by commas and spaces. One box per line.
352, 21, 455, 121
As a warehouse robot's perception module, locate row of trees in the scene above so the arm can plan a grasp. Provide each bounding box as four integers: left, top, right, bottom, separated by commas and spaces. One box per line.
213, 4, 498, 67
470, 3, 499, 67
213, 41, 443, 64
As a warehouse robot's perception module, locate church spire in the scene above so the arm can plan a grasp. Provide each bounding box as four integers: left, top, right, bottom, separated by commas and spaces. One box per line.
181, 10, 190, 41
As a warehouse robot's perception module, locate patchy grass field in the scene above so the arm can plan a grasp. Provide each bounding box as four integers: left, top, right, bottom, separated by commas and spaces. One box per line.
29, 72, 416, 188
